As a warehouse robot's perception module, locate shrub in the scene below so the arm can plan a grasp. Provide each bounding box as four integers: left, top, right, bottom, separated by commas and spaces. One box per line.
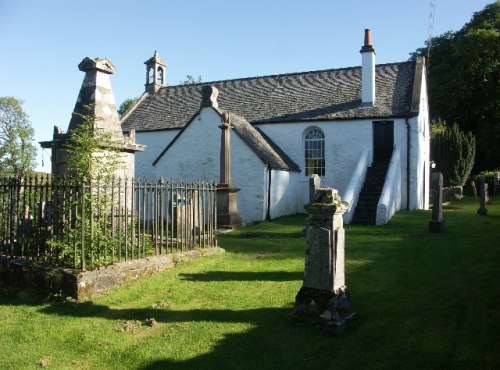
431, 121, 476, 187
473, 171, 499, 194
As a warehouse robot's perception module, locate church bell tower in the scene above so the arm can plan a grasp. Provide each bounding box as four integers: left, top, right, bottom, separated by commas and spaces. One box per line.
144, 51, 166, 93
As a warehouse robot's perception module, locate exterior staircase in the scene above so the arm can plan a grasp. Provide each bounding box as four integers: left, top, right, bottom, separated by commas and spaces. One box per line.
351, 163, 389, 225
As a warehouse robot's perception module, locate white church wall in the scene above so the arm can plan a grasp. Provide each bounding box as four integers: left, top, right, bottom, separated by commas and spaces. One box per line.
153, 108, 221, 181
269, 170, 304, 218
393, 118, 409, 210
135, 130, 179, 178
257, 120, 373, 196
232, 133, 267, 223
418, 73, 430, 211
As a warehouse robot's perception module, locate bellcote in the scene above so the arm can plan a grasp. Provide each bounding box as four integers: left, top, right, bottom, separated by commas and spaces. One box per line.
144, 51, 167, 93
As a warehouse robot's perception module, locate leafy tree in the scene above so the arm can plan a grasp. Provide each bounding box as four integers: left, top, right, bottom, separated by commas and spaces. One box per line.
180, 75, 202, 85
0, 97, 37, 177
411, 2, 499, 170
118, 98, 138, 118
431, 120, 476, 187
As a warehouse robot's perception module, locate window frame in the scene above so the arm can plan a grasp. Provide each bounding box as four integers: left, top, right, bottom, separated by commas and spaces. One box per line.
304, 127, 325, 177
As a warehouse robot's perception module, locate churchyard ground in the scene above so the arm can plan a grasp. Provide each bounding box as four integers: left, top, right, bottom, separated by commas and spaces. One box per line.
0, 195, 499, 369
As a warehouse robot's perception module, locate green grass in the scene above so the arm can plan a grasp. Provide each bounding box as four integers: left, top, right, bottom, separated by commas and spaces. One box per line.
1, 196, 499, 369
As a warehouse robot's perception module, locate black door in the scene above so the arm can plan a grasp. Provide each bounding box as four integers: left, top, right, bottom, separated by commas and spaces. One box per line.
373, 121, 394, 163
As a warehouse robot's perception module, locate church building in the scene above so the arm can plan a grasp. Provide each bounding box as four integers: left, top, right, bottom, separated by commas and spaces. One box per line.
120, 29, 430, 225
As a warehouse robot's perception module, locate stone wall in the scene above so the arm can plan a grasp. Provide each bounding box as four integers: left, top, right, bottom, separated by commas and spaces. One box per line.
0, 247, 224, 300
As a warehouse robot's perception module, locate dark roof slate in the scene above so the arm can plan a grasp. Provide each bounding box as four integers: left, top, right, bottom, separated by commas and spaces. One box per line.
229, 113, 300, 172
121, 61, 417, 132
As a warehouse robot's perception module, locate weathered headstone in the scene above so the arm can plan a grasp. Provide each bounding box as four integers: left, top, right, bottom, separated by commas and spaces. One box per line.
429, 172, 445, 233
477, 171, 488, 216
293, 188, 354, 335
309, 174, 321, 203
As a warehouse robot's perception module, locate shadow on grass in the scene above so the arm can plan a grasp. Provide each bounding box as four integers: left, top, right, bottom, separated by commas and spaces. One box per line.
36, 302, 343, 369
179, 270, 303, 282
237, 231, 304, 239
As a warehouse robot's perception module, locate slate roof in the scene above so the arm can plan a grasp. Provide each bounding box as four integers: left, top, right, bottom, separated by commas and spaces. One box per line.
229, 113, 300, 172
151, 110, 300, 171
121, 61, 419, 133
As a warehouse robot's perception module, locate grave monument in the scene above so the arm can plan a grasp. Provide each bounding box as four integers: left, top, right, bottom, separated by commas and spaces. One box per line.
293, 187, 354, 334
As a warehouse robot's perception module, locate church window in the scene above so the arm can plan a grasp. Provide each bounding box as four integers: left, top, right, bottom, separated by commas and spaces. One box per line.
304, 128, 325, 176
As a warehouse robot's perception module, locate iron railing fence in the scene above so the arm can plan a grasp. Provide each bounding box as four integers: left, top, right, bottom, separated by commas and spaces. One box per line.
0, 175, 217, 270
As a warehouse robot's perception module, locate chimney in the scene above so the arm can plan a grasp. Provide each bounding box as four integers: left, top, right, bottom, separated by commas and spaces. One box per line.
360, 29, 376, 105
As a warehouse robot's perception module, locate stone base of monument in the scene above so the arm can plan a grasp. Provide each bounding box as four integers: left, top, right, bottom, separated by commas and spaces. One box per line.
292, 286, 355, 335
429, 219, 445, 233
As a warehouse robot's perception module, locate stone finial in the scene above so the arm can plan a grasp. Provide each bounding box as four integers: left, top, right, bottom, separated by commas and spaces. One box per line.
78, 57, 116, 74
201, 85, 219, 109
53, 125, 62, 135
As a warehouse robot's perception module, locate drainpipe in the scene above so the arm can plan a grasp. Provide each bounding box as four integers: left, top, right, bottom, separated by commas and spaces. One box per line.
266, 165, 272, 220
405, 118, 410, 211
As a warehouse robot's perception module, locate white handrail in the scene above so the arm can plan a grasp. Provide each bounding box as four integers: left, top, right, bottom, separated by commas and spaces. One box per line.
376, 147, 401, 225
343, 148, 370, 224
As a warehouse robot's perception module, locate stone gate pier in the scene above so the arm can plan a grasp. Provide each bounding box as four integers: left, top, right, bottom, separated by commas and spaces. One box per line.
293, 188, 354, 334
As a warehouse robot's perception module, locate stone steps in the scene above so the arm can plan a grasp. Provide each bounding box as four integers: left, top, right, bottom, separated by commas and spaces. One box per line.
351, 163, 388, 225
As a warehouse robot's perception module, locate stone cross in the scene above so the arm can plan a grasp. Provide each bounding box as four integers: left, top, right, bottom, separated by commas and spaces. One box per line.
219, 112, 232, 186
216, 112, 242, 228
477, 171, 488, 216
429, 171, 445, 233
293, 188, 354, 334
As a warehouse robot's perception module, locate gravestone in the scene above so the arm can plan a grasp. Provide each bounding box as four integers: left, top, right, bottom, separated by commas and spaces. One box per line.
293, 188, 354, 335
477, 172, 488, 216
429, 172, 445, 233
309, 174, 321, 203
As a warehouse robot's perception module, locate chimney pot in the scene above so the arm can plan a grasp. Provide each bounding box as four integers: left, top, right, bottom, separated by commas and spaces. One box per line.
364, 29, 372, 47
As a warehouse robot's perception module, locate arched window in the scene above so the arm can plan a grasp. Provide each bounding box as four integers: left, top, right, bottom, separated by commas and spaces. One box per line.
304, 128, 325, 176
157, 67, 164, 84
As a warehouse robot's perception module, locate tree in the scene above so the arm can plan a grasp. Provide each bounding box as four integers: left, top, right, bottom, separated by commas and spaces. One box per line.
0, 97, 37, 177
117, 98, 138, 118
411, 2, 499, 170
431, 120, 476, 187
180, 75, 202, 85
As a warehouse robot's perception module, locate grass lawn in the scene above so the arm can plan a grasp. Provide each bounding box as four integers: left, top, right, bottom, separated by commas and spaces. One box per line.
1, 196, 499, 369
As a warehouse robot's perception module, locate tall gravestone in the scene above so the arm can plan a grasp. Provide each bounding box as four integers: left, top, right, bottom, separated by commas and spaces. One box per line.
477, 171, 488, 216
293, 188, 354, 334
429, 172, 445, 233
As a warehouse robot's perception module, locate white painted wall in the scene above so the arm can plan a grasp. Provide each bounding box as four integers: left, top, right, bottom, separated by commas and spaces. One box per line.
134, 130, 179, 178
269, 170, 304, 218
257, 120, 374, 197
231, 133, 267, 223
153, 108, 221, 181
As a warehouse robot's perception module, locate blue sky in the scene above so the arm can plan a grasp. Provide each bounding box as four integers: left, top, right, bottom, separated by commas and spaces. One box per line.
0, 0, 492, 172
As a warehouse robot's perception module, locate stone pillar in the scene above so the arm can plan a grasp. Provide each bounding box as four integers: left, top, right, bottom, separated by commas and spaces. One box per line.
293, 188, 354, 335
429, 172, 445, 233
216, 112, 242, 228
478, 171, 488, 216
